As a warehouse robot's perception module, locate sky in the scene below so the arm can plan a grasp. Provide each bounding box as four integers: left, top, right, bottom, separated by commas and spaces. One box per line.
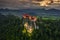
0, 0, 60, 9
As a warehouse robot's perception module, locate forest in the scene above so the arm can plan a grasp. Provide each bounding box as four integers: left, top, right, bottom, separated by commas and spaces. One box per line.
0, 13, 60, 40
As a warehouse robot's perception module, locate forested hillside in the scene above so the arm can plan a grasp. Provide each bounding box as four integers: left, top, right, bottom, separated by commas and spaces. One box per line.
0, 13, 60, 40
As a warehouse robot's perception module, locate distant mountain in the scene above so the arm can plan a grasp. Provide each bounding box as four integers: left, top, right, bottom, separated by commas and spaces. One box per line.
0, 8, 60, 17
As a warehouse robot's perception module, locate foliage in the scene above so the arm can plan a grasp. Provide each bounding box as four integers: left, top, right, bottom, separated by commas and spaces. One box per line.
0, 14, 60, 40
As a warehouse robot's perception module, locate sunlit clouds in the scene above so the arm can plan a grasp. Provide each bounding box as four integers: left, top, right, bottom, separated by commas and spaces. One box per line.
32, 0, 51, 6
32, 0, 60, 7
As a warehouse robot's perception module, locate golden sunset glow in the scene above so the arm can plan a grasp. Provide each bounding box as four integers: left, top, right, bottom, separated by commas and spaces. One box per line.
32, 0, 60, 7
32, 0, 51, 6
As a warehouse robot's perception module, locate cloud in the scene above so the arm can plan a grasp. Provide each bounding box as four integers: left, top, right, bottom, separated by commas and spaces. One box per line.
0, 0, 60, 9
